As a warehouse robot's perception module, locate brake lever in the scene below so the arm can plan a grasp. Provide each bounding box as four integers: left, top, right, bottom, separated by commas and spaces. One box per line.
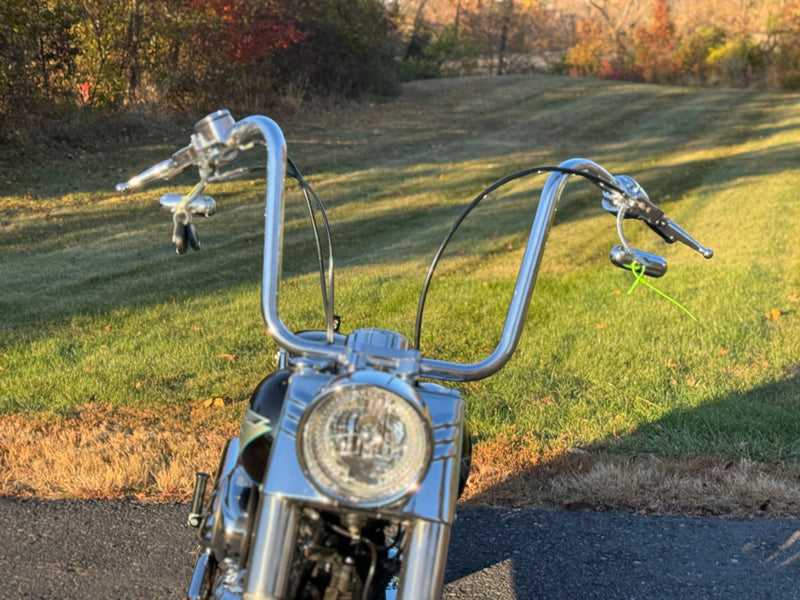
646, 217, 714, 258
603, 175, 713, 259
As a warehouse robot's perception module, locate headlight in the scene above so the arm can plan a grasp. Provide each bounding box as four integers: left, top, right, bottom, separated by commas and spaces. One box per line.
298, 374, 432, 507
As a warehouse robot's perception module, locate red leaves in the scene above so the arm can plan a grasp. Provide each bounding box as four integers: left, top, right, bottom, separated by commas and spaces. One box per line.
188, 0, 306, 66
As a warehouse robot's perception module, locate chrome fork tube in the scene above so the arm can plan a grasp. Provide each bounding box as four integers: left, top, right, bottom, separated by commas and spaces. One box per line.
396, 520, 451, 600
242, 495, 300, 600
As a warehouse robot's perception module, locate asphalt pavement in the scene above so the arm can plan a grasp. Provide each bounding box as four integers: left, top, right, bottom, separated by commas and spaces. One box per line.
2, 498, 798, 599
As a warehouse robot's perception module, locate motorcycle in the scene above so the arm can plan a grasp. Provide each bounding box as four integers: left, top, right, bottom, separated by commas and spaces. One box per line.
116, 110, 713, 600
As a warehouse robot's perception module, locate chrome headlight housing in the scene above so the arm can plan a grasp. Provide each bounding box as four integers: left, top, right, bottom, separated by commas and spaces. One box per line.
298, 372, 432, 507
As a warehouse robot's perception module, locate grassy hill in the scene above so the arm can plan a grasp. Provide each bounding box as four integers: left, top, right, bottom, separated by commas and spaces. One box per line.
2, 75, 799, 512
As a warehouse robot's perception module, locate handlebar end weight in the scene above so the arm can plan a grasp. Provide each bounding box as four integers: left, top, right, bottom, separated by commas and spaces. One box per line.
610, 245, 667, 278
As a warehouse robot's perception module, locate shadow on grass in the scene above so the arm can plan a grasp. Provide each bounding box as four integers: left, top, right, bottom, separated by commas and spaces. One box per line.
3, 124, 798, 370
4, 75, 799, 333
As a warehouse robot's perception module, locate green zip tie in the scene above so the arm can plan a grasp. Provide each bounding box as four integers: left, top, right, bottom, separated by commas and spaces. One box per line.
624, 263, 698, 321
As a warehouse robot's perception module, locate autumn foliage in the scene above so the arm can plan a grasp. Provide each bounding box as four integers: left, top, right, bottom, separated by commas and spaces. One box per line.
563, 0, 782, 88
0, 0, 397, 118
187, 0, 307, 66
4, 0, 800, 128
632, 0, 677, 83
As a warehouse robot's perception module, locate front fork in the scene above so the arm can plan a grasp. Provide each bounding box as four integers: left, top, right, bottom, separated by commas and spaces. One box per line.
243, 495, 301, 600
396, 519, 452, 599
242, 494, 452, 600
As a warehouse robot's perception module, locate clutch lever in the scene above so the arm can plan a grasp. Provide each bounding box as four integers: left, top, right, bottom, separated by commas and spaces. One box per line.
116, 145, 198, 192
116, 110, 239, 192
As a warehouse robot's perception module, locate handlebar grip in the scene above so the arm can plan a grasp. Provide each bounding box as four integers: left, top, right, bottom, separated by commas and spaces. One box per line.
610, 245, 668, 277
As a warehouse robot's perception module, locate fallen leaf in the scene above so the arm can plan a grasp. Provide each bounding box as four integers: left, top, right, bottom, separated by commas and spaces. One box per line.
203, 398, 213, 408
788, 294, 800, 302
213, 397, 225, 407
665, 359, 677, 368
611, 290, 622, 296
596, 323, 608, 329
686, 376, 698, 387
765, 308, 781, 320
718, 347, 729, 356
216, 353, 236, 361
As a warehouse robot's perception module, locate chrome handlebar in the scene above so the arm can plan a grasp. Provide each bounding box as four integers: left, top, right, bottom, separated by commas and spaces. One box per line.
423, 160, 637, 381
116, 110, 239, 193
116, 112, 713, 383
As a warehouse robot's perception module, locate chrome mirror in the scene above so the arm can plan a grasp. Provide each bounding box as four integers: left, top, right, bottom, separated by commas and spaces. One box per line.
159, 193, 216, 217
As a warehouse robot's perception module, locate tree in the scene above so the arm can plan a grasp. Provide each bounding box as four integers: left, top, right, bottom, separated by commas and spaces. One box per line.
565, 18, 610, 76
582, 0, 649, 66
632, 0, 677, 83
769, 1, 800, 88
273, 0, 399, 97
0, 1, 81, 112
674, 26, 727, 84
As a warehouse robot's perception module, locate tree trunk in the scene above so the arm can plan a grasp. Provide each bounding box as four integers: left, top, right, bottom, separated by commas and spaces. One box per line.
123, 0, 143, 104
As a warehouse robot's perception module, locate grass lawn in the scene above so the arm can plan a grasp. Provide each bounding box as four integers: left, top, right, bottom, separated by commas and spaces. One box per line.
2, 75, 799, 514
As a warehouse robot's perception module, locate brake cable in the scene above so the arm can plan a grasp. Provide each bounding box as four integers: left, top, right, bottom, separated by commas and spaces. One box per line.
413, 166, 631, 350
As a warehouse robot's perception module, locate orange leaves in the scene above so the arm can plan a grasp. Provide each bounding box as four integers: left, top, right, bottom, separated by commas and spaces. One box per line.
765, 308, 782, 320
215, 353, 236, 362
789, 294, 800, 303
202, 397, 226, 409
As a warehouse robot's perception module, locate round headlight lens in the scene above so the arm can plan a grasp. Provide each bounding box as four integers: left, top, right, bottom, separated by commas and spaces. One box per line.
299, 382, 431, 506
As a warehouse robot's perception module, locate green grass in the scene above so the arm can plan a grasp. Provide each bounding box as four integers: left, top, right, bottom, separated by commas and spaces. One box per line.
2, 74, 800, 465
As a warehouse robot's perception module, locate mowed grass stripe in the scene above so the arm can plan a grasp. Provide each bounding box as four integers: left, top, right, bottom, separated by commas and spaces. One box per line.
1, 74, 799, 509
